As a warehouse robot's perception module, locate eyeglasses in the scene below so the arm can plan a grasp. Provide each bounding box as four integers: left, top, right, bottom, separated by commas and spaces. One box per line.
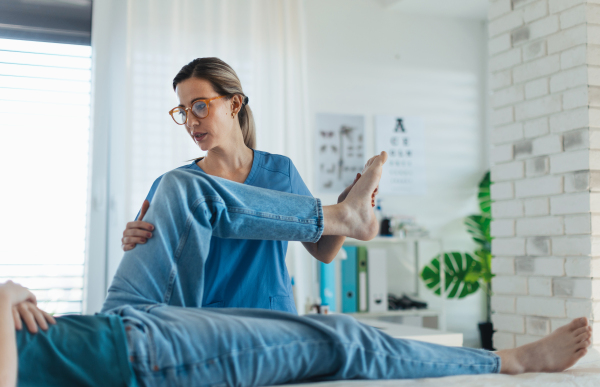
169, 95, 227, 125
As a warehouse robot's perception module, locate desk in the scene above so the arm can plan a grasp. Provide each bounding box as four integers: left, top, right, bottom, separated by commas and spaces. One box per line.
356, 318, 463, 347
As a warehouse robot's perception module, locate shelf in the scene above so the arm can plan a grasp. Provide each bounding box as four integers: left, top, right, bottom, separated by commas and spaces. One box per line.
343, 309, 441, 319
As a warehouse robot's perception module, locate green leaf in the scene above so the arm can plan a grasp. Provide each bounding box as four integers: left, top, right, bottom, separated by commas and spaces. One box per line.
464, 214, 491, 251
420, 252, 481, 299
478, 171, 491, 215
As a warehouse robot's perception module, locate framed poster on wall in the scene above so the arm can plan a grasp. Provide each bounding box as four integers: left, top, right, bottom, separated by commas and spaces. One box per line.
375, 115, 426, 195
315, 113, 365, 193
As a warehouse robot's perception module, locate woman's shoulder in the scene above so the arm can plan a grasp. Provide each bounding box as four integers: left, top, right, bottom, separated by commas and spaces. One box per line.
253, 149, 293, 176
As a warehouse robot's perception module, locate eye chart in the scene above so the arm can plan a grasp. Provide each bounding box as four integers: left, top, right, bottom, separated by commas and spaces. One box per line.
315, 113, 365, 193
375, 115, 426, 195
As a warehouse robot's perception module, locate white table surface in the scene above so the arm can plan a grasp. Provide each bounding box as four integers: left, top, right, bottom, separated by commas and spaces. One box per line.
356, 318, 463, 347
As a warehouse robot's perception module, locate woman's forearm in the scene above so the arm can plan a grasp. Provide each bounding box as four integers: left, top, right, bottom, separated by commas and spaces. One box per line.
302, 234, 346, 264
0, 294, 16, 387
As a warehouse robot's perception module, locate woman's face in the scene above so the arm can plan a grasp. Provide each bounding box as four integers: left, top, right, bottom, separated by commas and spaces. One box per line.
175, 77, 236, 152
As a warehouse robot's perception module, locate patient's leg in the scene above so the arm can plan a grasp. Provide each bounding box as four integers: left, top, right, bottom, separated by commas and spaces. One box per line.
102, 152, 387, 312
498, 317, 592, 374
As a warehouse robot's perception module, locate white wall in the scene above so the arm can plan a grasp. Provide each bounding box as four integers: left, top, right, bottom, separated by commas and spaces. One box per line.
298, 0, 490, 347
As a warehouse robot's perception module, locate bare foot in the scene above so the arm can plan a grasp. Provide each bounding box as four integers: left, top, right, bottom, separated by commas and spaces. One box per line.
498, 317, 592, 374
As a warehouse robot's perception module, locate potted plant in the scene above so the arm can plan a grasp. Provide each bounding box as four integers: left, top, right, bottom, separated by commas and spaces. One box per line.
420, 172, 495, 349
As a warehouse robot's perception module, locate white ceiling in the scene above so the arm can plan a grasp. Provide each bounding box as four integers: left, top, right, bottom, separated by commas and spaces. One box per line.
380, 0, 489, 21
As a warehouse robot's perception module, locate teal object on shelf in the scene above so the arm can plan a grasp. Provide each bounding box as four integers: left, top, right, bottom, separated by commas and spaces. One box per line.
341, 246, 357, 313
320, 261, 336, 312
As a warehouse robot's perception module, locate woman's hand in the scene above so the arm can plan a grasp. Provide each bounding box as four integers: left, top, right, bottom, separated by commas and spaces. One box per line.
12, 301, 55, 334
0, 281, 36, 306
122, 200, 155, 251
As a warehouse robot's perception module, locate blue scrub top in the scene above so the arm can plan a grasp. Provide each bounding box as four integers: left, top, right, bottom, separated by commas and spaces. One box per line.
140, 149, 312, 314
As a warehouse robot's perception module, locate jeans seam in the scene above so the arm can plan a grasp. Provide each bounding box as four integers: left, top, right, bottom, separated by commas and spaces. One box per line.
312, 198, 324, 243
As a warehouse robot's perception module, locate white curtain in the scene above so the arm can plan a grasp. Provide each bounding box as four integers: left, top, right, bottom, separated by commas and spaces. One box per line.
86, 0, 312, 312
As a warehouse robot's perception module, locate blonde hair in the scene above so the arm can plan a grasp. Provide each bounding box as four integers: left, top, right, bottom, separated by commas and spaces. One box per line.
173, 57, 256, 149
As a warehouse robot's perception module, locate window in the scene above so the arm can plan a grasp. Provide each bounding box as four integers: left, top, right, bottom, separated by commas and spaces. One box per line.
0, 38, 91, 314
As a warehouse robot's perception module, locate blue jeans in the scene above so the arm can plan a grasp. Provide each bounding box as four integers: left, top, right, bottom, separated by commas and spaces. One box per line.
103, 169, 500, 385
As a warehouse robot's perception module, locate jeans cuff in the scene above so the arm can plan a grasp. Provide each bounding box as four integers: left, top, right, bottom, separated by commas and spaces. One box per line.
312, 197, 325, 243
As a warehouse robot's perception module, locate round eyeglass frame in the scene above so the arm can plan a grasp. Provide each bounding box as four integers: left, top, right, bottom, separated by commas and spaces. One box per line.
169, 95, 227, 125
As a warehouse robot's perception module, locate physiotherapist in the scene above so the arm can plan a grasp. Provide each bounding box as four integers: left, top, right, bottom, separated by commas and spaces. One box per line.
118, 57, 377, 314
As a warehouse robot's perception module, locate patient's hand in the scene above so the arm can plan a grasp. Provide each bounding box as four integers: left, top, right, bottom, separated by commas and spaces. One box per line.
122, 200, 155, 251
12, 301, 55, 334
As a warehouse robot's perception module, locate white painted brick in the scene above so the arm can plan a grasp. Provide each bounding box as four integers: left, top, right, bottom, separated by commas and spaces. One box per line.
492, 123, 524, 144
493, 332, 515, 350
489, 33, 512, 56
515, 95, 562, 121
491, 69, 513, 90
492, 295, 516, 313
532, 134, 562, 155
523, 40, 547, 62
590, 192, 600, 211
490, 48, 523, 72
489, 0, 513, 20
515, 175, 563, 198
565, 171, 589, 192
492, 257, 516, 275
492, 161, 524, 181
560, 4, 586, 29
523, 0, 548, 23
590, 87, 600, 107
492, 219, 516, 237
590, 45, 600, 66
566, 299, 593, 319
526, 236, 552, 255
560, 45, 587, 70
548, 0, 586, 14
525, 197, 549, 216
553, 277, 592, 298
563, 129, 589, 151
549, 107, 588, 133
550, 150, 589, 174
493, 314, 525, 333
592, 152, 600, 170
514, 139, 533, 158
589, 4, 600, 24
550, 66, 587, 92
513, 0, 539, 10
550, 192, 590, 215
492, 238, 527, 255
589, 25, 600, 45
565, 214, 591, 234
516, 216, 564, 236
529, 15, 560, 40
565, 257, 593, 277
591, 109, 600, 129
551, 318, 571, 332
552, 235, 591, 255
492, 85, 525, 108
491, 106, 514, 126
563, 87, 589, 110
516, 296, 566, 317
525, 78, 548, 99
589, 68, 600, 87
593, 215, 600, 235
518, 335, 545, 346
593, 172, 600, 191
513, 55, 560, 84
524, 117, 549, 138
526, 156, 549, 177
493, 200, 524, 218
492, 144, 514, 164
529, 276, 553, 296
492, 275, 528, 294
547, 24, 587, 54
516, 256, 564, 275
491, 181, 514, 199
592, 130, 600, 149
489, 9, 524, 37
527, 316, 550, 335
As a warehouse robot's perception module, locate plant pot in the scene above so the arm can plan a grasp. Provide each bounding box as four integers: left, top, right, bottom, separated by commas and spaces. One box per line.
478, 322, 495, 350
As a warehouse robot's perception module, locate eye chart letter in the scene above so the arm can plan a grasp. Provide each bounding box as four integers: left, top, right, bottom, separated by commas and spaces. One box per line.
375, 115, 426, 195
315, 113, 365, 193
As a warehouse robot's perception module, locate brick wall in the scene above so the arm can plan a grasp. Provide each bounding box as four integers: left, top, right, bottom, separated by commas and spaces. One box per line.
488, 0, 600, 349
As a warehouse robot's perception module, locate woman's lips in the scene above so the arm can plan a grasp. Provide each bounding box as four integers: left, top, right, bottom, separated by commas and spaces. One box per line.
194, 133, 207, 141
